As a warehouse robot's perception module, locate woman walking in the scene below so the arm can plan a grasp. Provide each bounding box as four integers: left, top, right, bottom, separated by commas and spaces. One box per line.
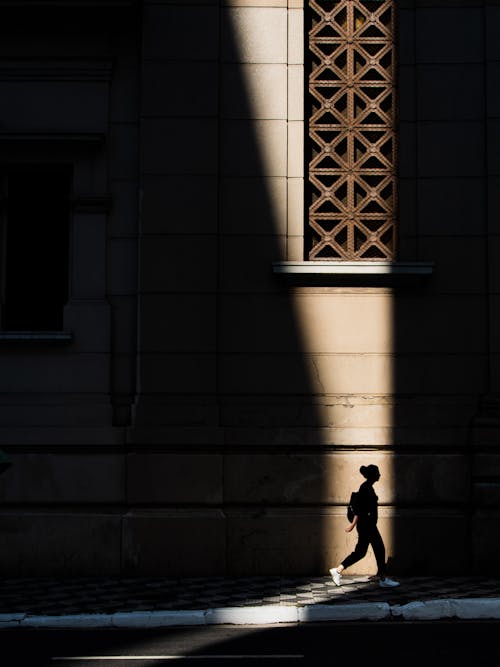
330, 464, 400, 588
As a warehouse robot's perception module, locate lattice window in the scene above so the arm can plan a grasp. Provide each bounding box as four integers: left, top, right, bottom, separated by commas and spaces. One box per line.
306, 0, 396, 260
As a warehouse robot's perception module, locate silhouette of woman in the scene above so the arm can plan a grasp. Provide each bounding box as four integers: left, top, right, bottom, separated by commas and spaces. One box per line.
329, 464, 399, 588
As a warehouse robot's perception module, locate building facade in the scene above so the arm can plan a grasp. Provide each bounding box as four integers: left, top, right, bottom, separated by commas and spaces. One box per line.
0, 0, 497, 576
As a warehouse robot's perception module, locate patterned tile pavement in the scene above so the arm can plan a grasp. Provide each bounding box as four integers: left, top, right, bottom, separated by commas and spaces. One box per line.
1, 575, 500, 616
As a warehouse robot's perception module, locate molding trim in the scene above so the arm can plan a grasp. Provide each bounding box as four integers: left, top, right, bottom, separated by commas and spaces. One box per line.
0, 60, 113, 82
0, 133, 105, 146
0, 331, 72, 343
0, 1, 135, 6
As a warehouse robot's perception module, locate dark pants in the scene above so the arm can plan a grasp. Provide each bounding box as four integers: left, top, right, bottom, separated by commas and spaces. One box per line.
341, 521, 386, 577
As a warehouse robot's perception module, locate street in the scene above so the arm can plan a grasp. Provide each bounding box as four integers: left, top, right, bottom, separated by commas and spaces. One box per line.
2, 622, 500, 667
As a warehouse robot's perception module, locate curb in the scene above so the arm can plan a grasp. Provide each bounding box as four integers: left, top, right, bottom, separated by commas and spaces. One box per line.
2, 599, 500, 627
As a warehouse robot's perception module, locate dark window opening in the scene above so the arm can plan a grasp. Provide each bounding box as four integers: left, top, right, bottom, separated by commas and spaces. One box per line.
3, 165, 72, 331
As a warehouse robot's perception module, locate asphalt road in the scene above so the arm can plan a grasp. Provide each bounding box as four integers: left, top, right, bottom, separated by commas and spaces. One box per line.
2, 622, 500, 667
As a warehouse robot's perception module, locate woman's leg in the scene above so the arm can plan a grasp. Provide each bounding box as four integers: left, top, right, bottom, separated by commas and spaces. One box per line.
340, 528, 370, 570
369, 527, 386, 578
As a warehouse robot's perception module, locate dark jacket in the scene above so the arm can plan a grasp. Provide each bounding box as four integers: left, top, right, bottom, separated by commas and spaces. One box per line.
356, 480, 378, 524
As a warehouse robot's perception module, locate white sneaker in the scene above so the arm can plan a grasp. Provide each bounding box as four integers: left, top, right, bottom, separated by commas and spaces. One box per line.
329, 567, 342, 586
379, 577, 400, 588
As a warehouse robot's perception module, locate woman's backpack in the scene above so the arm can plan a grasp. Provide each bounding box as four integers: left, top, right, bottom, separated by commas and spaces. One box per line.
347, 491, 359, 522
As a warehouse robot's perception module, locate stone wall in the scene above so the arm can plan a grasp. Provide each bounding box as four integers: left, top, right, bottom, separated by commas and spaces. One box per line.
0, 0, 497, 576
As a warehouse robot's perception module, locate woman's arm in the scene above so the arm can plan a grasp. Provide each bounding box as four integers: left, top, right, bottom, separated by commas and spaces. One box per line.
345, 515, 358, 532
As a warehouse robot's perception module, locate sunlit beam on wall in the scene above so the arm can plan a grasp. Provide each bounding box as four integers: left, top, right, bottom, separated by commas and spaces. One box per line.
224, 2, 396, 576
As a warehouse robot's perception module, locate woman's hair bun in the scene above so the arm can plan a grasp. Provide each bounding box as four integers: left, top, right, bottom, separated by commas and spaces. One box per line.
360, 464, 380, 480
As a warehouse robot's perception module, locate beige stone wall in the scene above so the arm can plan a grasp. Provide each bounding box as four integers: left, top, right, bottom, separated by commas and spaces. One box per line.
0, 0, 497, 576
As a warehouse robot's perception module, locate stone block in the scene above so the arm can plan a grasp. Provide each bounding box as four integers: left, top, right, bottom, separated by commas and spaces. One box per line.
398, 8, 415, 66
132, 395, 219, 428
110, 66, 138, 124
489, 355, 500, 394
472, 512, 500, 574
0, 453, 124, 504
108, 239, 137, 296
287, 121, 303, 178
139, 294, 217, 353
220, 177, 287, 236
394, 353, 487, 394
382, 510, 468, 575
486, 6, 500, 61
287, 235, 304, 261
291, 291, 394, 354
122, 511, 226, 575
218, 293, 306, 354
417, 64, 484, 120
288, 65, 304, 121
222, 7, 287, 64
398, 178, 417, 238
288, 8, 303, 64
71, 214, 107, 298
142, 62, 218, 117
139, 354, 217, 394
64, 300, 111, 352
109, 124, 139, 180
487, 120, 500, 176
110, 296, 137, 356
394, 294, 487, 354
108, 180, 139, 238
417, 178, 484, 235
398, 65, 416, 123
221, 119, 287, 177
226, 508, 340, 575
0, 353, 110, 393
139, 236, 218, 293
398, 122, 417, 178
141, 175, 218, 235
488, 297, 500, 357
222, 64, 287, 119
417, 236, 486, 293
0, 513, 121, 575
0, 394, 113, 428
141, 119, 218, 175
473, 482, 500, 508
219, 235, 286, 292
418, 122, 484, 178
287, 177, 304, 238
416, 8, 483, 64
127, 453, 222, 504
143, 5, 219, 61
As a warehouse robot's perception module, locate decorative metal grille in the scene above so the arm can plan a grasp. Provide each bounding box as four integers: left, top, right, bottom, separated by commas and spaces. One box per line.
307, 0, 396, 260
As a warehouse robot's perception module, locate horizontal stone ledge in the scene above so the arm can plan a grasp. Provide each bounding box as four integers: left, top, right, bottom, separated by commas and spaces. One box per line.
0, 1, 135, 7
0, 133, 105, 146
273, 261, 435, 277
0, 331, 72, 343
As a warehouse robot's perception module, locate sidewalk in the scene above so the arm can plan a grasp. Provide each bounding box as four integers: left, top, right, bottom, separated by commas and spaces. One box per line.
2, 574, 500, 627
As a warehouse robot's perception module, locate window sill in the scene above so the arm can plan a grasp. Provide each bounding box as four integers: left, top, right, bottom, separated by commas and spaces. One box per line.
0, 331, 72, 343
272, 261, 434, 285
